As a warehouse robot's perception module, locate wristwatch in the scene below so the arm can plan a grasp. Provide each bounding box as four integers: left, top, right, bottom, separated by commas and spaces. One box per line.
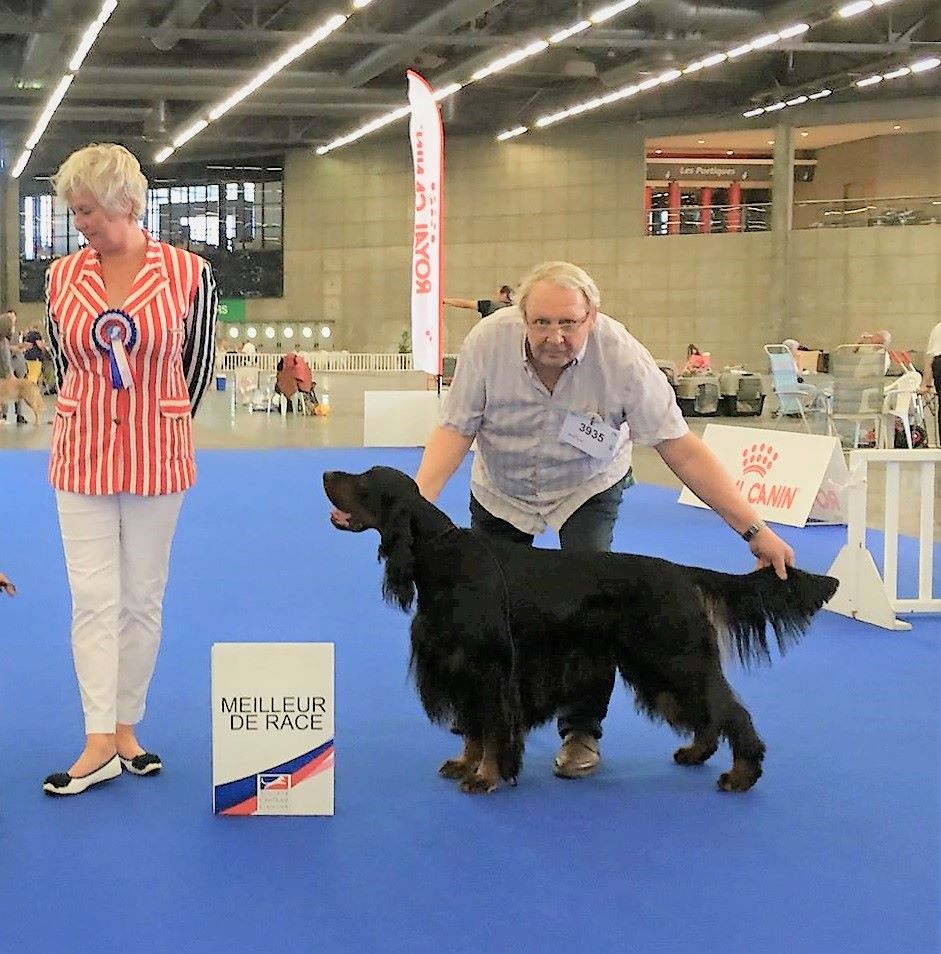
741, 520, 766, 542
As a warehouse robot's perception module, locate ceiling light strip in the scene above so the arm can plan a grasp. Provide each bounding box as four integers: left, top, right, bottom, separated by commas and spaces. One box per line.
156, 4, 370, 163
741, 55, 940, 117
837, 0, 896, 19
495, 0, 908, 142
507, 20, 811, 136
317, 0, 644, 155
9, 0, 118, 179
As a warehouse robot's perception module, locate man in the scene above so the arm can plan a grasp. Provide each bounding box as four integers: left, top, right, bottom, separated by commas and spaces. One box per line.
857, 329, 892, 374
412, 261, 794, 780
443, 285, 514, 319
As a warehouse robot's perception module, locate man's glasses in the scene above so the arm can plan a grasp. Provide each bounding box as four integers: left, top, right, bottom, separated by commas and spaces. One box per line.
524, 313, 590, 335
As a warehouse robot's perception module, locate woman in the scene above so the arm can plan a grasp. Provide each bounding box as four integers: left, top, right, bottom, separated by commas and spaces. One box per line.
276, 348, 318, 411
0, 308, 29, 423
22, 325, 46, 384
682, 343, 710, 373
923, 320, 941, 436
43, 143, 217, 796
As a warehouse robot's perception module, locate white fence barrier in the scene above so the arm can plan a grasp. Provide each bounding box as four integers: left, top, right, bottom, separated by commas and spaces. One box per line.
218, 352, 456, 374
826, 448, 939, 630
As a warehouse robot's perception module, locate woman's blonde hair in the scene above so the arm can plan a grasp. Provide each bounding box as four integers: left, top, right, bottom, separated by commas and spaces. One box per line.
51, 143, 148, 219
517, 261, 601, 314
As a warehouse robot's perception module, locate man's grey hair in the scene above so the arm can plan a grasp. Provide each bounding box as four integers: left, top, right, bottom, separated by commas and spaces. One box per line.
517, 261, 601, 315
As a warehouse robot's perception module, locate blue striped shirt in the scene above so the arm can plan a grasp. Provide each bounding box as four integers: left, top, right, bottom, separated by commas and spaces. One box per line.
441, 306, 688, 534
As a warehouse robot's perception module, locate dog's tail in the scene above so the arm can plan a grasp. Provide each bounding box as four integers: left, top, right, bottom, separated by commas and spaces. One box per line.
690, 566, 838, 668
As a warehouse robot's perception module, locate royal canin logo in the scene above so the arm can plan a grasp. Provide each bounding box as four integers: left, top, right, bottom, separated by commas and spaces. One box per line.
741, 443, 779, 478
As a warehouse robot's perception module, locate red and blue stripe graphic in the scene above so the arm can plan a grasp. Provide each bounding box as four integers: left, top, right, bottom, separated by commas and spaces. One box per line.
214, 738, 334, 815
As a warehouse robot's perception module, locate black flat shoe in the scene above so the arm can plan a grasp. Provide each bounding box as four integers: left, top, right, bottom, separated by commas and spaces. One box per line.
43, 754, 122, 796
119, 752, 162, 776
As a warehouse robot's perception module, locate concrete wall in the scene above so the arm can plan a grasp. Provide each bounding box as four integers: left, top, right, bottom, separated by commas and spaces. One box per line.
794, 131, 941, 227
3, 126, 939, 369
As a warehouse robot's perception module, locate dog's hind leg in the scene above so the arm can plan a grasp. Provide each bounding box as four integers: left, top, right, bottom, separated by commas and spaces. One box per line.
717, 698, 765, 792
439, 736, 482, 781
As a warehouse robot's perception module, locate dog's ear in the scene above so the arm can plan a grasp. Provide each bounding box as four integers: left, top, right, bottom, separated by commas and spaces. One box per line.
378, 503, 416, 611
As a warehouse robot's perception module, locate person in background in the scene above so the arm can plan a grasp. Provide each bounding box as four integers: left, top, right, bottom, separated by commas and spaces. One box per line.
0, 308, 30, 424
782, 338, 805, 382
857, 329, 892, 374
922, 319, 941, 435
43, 142, 217, 797
444, 285, 514, 319
682, 343, 711, 373
23, 325, 47, 385
335, 260, 794, 780
276, 347, 318, 412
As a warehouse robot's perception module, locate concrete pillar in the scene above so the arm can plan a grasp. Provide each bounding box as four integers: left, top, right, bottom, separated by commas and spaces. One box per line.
769, 122, 794, 344
0, 177, 14, 308
699, 187, 712, 234
727, 182, 742, 232
667, 181, 680, 235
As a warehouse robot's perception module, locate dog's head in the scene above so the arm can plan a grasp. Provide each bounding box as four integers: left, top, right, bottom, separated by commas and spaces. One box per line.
323, 467, 424, 610
323, 466, 421, 532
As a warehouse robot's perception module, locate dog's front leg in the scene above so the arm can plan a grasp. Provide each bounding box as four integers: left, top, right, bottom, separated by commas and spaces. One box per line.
438, 737, 482, 781
459, 738, 502, 795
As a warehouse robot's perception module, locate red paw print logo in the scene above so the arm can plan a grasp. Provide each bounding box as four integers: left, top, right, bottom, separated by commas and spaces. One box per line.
742, 443, 779, 477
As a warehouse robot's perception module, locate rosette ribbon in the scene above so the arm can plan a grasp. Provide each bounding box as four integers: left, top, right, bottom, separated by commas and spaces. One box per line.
92, 309, 137, 389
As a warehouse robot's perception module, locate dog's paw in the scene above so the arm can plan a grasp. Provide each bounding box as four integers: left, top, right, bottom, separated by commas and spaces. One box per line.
438, 758, 477, 780
458, 773, 500, 795
717, 763, 762, 792
674, 742, 718, 766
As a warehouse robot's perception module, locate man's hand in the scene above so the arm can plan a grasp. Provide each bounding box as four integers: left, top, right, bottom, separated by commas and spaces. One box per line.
748, 527, 794, 580
0, 573, 16, 596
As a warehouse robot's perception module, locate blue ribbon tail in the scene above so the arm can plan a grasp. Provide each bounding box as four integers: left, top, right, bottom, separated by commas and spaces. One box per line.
109, 350, 121, 388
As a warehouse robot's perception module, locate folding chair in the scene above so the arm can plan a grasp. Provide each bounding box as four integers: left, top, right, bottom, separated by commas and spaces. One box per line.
880, 358, 924, 448
764, 344, 823, 433
827, 344, 886, 448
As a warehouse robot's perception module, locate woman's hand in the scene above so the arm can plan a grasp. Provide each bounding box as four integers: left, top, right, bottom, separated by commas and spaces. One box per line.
0, 572, 16, 596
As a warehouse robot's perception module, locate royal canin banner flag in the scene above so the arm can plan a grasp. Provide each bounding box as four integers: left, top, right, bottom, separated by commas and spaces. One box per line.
407, 70, 443, 376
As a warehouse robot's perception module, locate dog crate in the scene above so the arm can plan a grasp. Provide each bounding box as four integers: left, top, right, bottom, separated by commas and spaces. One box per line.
676, 373, 720, 417
718, 371, 766, 417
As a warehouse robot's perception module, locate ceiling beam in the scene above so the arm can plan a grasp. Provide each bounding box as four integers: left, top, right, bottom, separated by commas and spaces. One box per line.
0, 104, 148, 121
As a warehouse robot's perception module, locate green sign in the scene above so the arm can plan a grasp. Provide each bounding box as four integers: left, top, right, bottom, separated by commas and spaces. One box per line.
218, 298, 246, 322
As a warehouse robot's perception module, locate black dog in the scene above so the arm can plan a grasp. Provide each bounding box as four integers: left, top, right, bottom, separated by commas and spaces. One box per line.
324, 466, 838, 795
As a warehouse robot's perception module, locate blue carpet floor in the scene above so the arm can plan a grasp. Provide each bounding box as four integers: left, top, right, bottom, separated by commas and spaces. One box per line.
0, 448, 938, 954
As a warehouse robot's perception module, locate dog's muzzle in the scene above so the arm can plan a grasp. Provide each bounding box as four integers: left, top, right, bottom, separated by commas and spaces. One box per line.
329, 512, 368, 533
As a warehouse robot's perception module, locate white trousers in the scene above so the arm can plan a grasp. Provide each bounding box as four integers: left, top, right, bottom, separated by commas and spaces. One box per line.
56, 491, 184, 734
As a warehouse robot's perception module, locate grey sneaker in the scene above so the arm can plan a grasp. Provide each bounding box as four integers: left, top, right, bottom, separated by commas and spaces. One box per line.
553, 731, 601, 779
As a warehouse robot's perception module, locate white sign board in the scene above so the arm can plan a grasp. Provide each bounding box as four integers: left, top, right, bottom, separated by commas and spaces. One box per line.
678, 425, 849, 527
363, 390, 441, 447
212, 643, 334, 816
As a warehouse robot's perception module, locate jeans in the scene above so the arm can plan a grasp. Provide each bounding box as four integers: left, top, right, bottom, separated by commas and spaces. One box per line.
469, 470, 633, 740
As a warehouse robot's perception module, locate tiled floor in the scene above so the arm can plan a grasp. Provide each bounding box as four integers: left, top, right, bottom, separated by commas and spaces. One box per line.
2, 371, 938, 539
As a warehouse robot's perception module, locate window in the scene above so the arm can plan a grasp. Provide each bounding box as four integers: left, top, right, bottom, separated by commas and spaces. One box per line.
20, 167, 282, 258
18, 161, 284, 301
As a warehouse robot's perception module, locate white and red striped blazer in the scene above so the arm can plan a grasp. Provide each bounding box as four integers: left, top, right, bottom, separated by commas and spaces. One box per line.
45, 234, 217, 496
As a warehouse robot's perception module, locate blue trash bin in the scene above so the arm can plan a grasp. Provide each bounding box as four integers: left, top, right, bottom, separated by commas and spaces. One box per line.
215, 374, 226, 391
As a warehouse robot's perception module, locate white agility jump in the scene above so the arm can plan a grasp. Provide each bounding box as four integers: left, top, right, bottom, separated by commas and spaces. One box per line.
826, 448, 940, 631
